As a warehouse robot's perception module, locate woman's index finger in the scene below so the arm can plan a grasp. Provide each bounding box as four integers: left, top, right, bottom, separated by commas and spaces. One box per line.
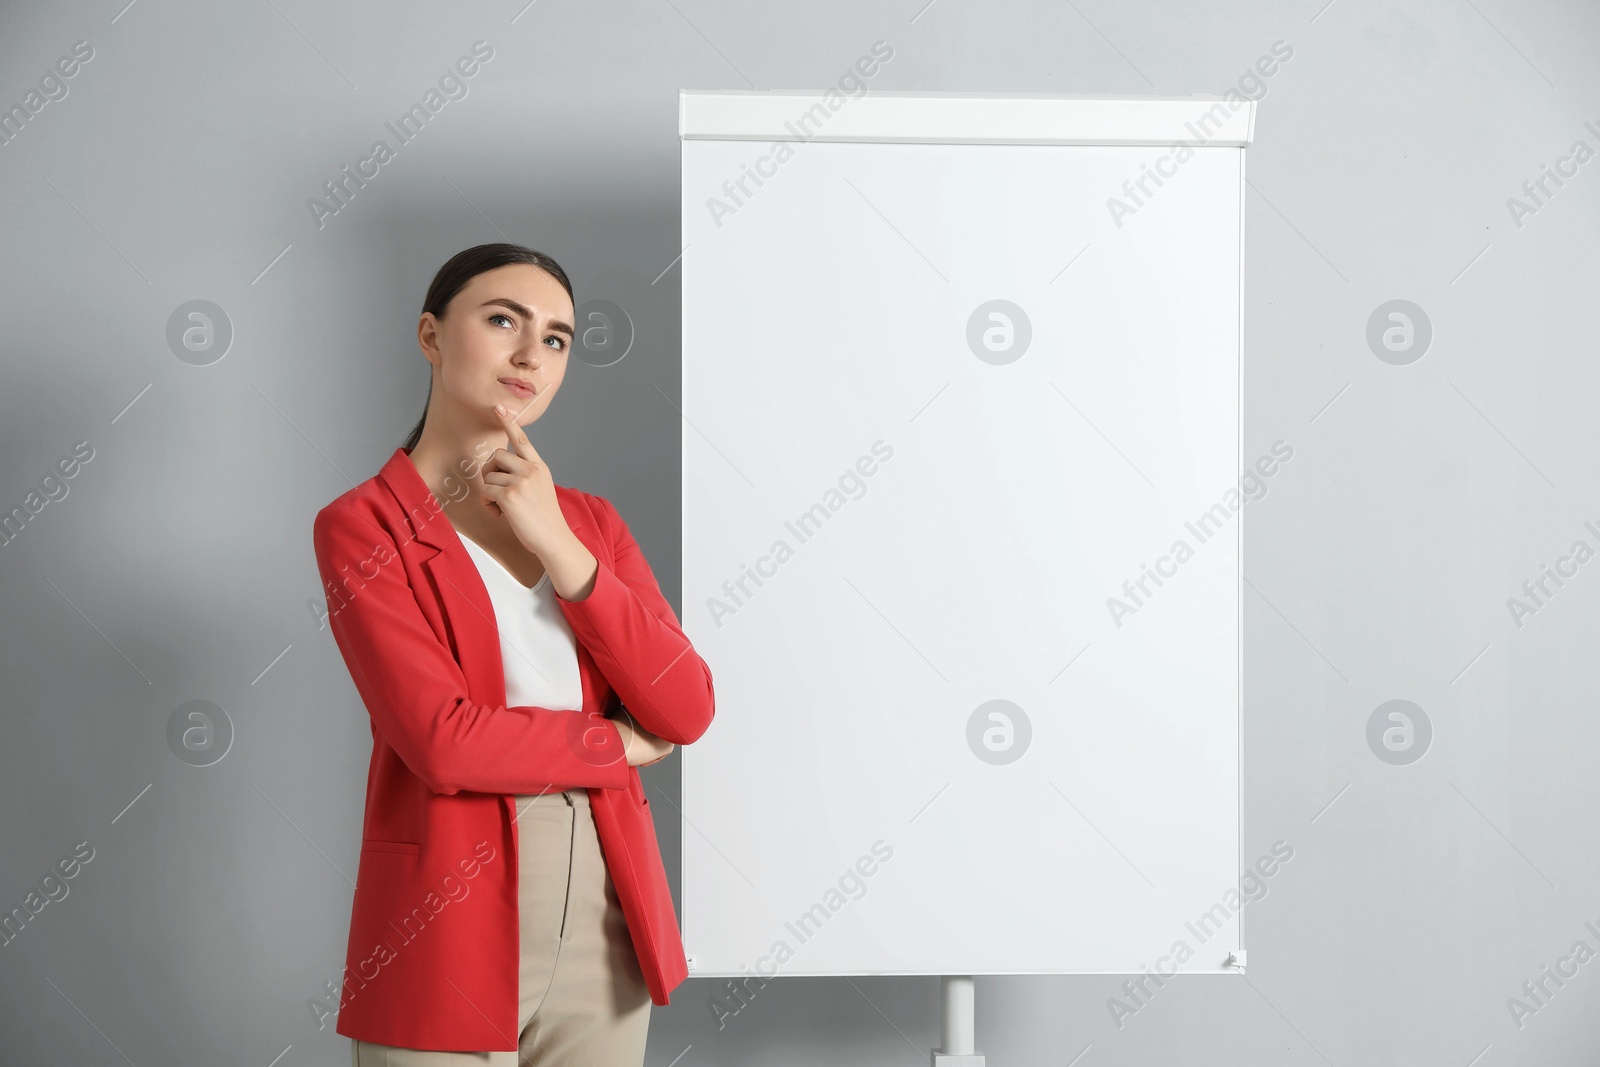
494, 403, 541, 461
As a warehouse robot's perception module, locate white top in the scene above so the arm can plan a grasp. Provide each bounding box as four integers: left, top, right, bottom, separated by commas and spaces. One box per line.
457, 534, 585, 716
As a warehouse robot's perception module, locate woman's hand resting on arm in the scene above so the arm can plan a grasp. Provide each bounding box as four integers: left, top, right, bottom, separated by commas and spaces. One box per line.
611, 708, 675, 768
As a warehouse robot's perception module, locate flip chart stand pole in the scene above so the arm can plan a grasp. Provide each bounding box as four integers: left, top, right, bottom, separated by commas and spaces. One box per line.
931, 975, 985, 1066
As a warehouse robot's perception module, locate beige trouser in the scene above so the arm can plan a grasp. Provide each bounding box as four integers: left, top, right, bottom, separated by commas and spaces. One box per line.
351, 789, 652, 1066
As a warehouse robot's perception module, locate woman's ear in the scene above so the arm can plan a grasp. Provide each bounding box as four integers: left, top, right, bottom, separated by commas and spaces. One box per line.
417, 312, 444, 364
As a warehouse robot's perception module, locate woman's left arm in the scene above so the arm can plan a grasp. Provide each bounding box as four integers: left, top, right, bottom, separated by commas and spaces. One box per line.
479, 404, 714, 747
553, 493, 715, 747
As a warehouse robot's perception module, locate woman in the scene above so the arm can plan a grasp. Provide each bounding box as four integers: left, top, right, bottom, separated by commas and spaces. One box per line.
311, 242, 715, 1065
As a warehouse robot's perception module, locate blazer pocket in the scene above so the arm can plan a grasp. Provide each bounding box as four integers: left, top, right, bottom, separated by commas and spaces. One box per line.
361, 838, 423, 856
627, 772, 650, 810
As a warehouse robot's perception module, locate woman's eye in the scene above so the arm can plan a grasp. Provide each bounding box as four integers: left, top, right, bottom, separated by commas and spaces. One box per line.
544, 335, 566, 350
489, 313, 513, 328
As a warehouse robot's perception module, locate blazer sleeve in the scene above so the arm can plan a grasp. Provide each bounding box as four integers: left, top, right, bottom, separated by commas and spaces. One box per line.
554, 493, 715, 747
313, 504, 631, 796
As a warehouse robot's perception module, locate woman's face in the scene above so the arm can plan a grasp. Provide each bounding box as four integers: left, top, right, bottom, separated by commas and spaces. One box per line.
419, 262, 575, 428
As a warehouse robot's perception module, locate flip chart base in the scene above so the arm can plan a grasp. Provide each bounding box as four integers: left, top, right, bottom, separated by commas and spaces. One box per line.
931, 975, 985, 1066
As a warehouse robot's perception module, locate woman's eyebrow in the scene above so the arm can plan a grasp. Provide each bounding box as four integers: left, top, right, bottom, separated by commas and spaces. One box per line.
480, 297, 574, 336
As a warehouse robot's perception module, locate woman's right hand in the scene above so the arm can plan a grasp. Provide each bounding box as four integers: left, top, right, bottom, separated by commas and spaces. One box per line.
613, 710, 676, 767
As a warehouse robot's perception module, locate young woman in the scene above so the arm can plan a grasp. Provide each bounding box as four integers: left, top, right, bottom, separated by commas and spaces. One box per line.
312, 243, 715, 1065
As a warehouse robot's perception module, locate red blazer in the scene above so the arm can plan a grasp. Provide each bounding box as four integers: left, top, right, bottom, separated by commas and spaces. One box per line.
311, 445, 714, 1052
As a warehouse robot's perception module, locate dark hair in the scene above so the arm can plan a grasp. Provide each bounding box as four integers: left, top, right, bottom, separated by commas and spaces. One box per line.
402, 242, 575, 451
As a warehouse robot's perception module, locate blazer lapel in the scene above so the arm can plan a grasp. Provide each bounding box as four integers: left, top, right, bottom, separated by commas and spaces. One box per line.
378, 447, 506, 710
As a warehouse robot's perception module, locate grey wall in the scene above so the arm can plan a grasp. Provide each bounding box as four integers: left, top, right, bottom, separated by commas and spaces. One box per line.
1, 0, 1596, 1064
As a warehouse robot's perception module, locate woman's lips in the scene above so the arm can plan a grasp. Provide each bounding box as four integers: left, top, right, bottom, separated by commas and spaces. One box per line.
500, 379, 535, 398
